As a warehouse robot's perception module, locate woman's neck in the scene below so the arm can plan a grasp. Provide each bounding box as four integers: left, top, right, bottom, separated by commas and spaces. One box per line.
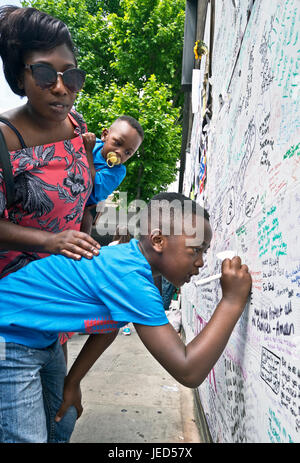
23, 103, 66, 131
4, 103, 75, 149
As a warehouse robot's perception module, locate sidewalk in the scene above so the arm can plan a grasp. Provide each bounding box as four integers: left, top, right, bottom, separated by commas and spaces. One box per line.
69, 325, 201, 444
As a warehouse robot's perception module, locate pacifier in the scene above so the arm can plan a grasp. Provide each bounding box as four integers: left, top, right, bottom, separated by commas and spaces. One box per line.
106, 152, 121, 168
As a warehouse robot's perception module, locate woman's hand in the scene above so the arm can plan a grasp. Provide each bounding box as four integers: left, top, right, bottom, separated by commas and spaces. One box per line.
47, 229, 100, 260
55, 379, 83, 423
0, 219, 100, 258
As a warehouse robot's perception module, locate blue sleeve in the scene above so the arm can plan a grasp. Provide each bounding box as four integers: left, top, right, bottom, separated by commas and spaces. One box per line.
86, 138, 126, 205
97, 270, 169, 326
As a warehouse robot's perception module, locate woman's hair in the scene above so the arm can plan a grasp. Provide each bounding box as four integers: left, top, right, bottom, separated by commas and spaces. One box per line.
0, 6, 76, 96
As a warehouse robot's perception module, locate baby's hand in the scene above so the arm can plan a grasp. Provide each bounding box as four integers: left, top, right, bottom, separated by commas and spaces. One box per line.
82, 132, 96, 153
220, 256, 252, 310
82, 133, 96, 181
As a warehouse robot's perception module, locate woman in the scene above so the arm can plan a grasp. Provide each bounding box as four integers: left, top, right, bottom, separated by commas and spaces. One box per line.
0, 5, 99, 442
0, 6, 100, 275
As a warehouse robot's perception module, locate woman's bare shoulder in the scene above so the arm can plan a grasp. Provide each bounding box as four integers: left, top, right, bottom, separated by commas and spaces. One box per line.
0, 105, 25, 121
0, 105, 26, 150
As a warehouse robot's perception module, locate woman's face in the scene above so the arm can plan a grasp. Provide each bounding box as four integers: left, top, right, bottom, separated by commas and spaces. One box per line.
20, 44, 79, 122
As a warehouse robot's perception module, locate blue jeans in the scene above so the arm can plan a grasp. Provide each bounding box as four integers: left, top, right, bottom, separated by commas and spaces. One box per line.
0, 339, 77, 443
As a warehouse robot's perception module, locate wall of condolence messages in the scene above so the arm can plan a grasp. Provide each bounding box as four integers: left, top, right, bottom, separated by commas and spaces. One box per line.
181, 0, 300, 443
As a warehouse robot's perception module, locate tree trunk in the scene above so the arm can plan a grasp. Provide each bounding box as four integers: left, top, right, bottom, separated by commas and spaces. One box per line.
136, 148, 145, 199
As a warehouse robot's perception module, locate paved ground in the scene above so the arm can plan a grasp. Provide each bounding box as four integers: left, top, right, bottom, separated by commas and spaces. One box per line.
68, 325, 201, 444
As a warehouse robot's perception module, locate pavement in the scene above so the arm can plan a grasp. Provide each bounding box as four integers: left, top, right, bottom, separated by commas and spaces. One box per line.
68, 324, 201, 444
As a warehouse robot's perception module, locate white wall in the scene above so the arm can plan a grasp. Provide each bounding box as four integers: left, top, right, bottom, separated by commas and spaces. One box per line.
182, 0, 300, 443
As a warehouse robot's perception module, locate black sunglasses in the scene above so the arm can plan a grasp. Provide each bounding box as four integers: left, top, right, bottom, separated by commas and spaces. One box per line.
24, 63, 86, 93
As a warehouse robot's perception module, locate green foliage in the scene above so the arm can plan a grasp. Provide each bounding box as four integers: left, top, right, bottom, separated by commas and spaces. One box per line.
85, 0, 122, 15
22, 0, 185, 203
108, 0, 185, 101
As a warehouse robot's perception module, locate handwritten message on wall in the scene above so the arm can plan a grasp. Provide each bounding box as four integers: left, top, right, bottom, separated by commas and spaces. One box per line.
181, 0, 300, 443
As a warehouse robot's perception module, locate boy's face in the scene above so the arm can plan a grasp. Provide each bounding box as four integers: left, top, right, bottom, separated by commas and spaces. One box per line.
154, 217, 212, 288
101, 120, 142, 163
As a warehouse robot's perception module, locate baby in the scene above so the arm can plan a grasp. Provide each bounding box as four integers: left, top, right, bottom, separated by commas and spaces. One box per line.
81, 115, 144, 234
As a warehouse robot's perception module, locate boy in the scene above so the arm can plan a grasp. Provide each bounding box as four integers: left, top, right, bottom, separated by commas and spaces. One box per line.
81, 115, 144, 234
0, 192, 252, 442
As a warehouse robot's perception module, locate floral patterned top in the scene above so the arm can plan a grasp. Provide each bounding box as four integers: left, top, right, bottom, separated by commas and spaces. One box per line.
0, 111, 92, 279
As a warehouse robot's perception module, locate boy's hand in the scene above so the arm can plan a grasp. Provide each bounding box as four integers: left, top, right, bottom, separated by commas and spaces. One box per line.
220, 256, 252, 309
55, 379, 83, 423
47, 229, 100, 260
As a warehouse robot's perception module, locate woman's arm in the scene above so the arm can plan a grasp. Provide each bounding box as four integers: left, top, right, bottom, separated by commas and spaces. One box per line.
0, 128, 100, 259
0, 218, 100, 260
80, 205, 97, 235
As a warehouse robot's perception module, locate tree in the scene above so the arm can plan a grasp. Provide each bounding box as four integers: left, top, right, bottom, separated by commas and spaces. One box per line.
23, 0, 185, 203
108, 0, 185, 105
85, 0, 122, 16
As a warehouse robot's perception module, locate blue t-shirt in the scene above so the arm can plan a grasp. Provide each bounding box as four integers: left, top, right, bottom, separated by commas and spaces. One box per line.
0, 240, 168, 348
86, 138, 126, 205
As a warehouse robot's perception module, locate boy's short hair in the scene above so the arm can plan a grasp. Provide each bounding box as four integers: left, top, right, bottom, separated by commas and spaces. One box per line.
139, 192, 209, 237
112, 115, 144, 141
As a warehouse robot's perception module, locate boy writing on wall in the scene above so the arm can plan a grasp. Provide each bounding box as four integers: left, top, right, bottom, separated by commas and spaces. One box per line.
0, 192, 252, 442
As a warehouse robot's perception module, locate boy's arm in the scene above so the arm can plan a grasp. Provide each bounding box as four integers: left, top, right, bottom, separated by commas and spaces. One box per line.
134, 257, 252, 388
55, 331, 118, 422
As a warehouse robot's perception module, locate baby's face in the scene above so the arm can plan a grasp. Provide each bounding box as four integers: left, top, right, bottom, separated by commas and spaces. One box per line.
101, 120, 142, 163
